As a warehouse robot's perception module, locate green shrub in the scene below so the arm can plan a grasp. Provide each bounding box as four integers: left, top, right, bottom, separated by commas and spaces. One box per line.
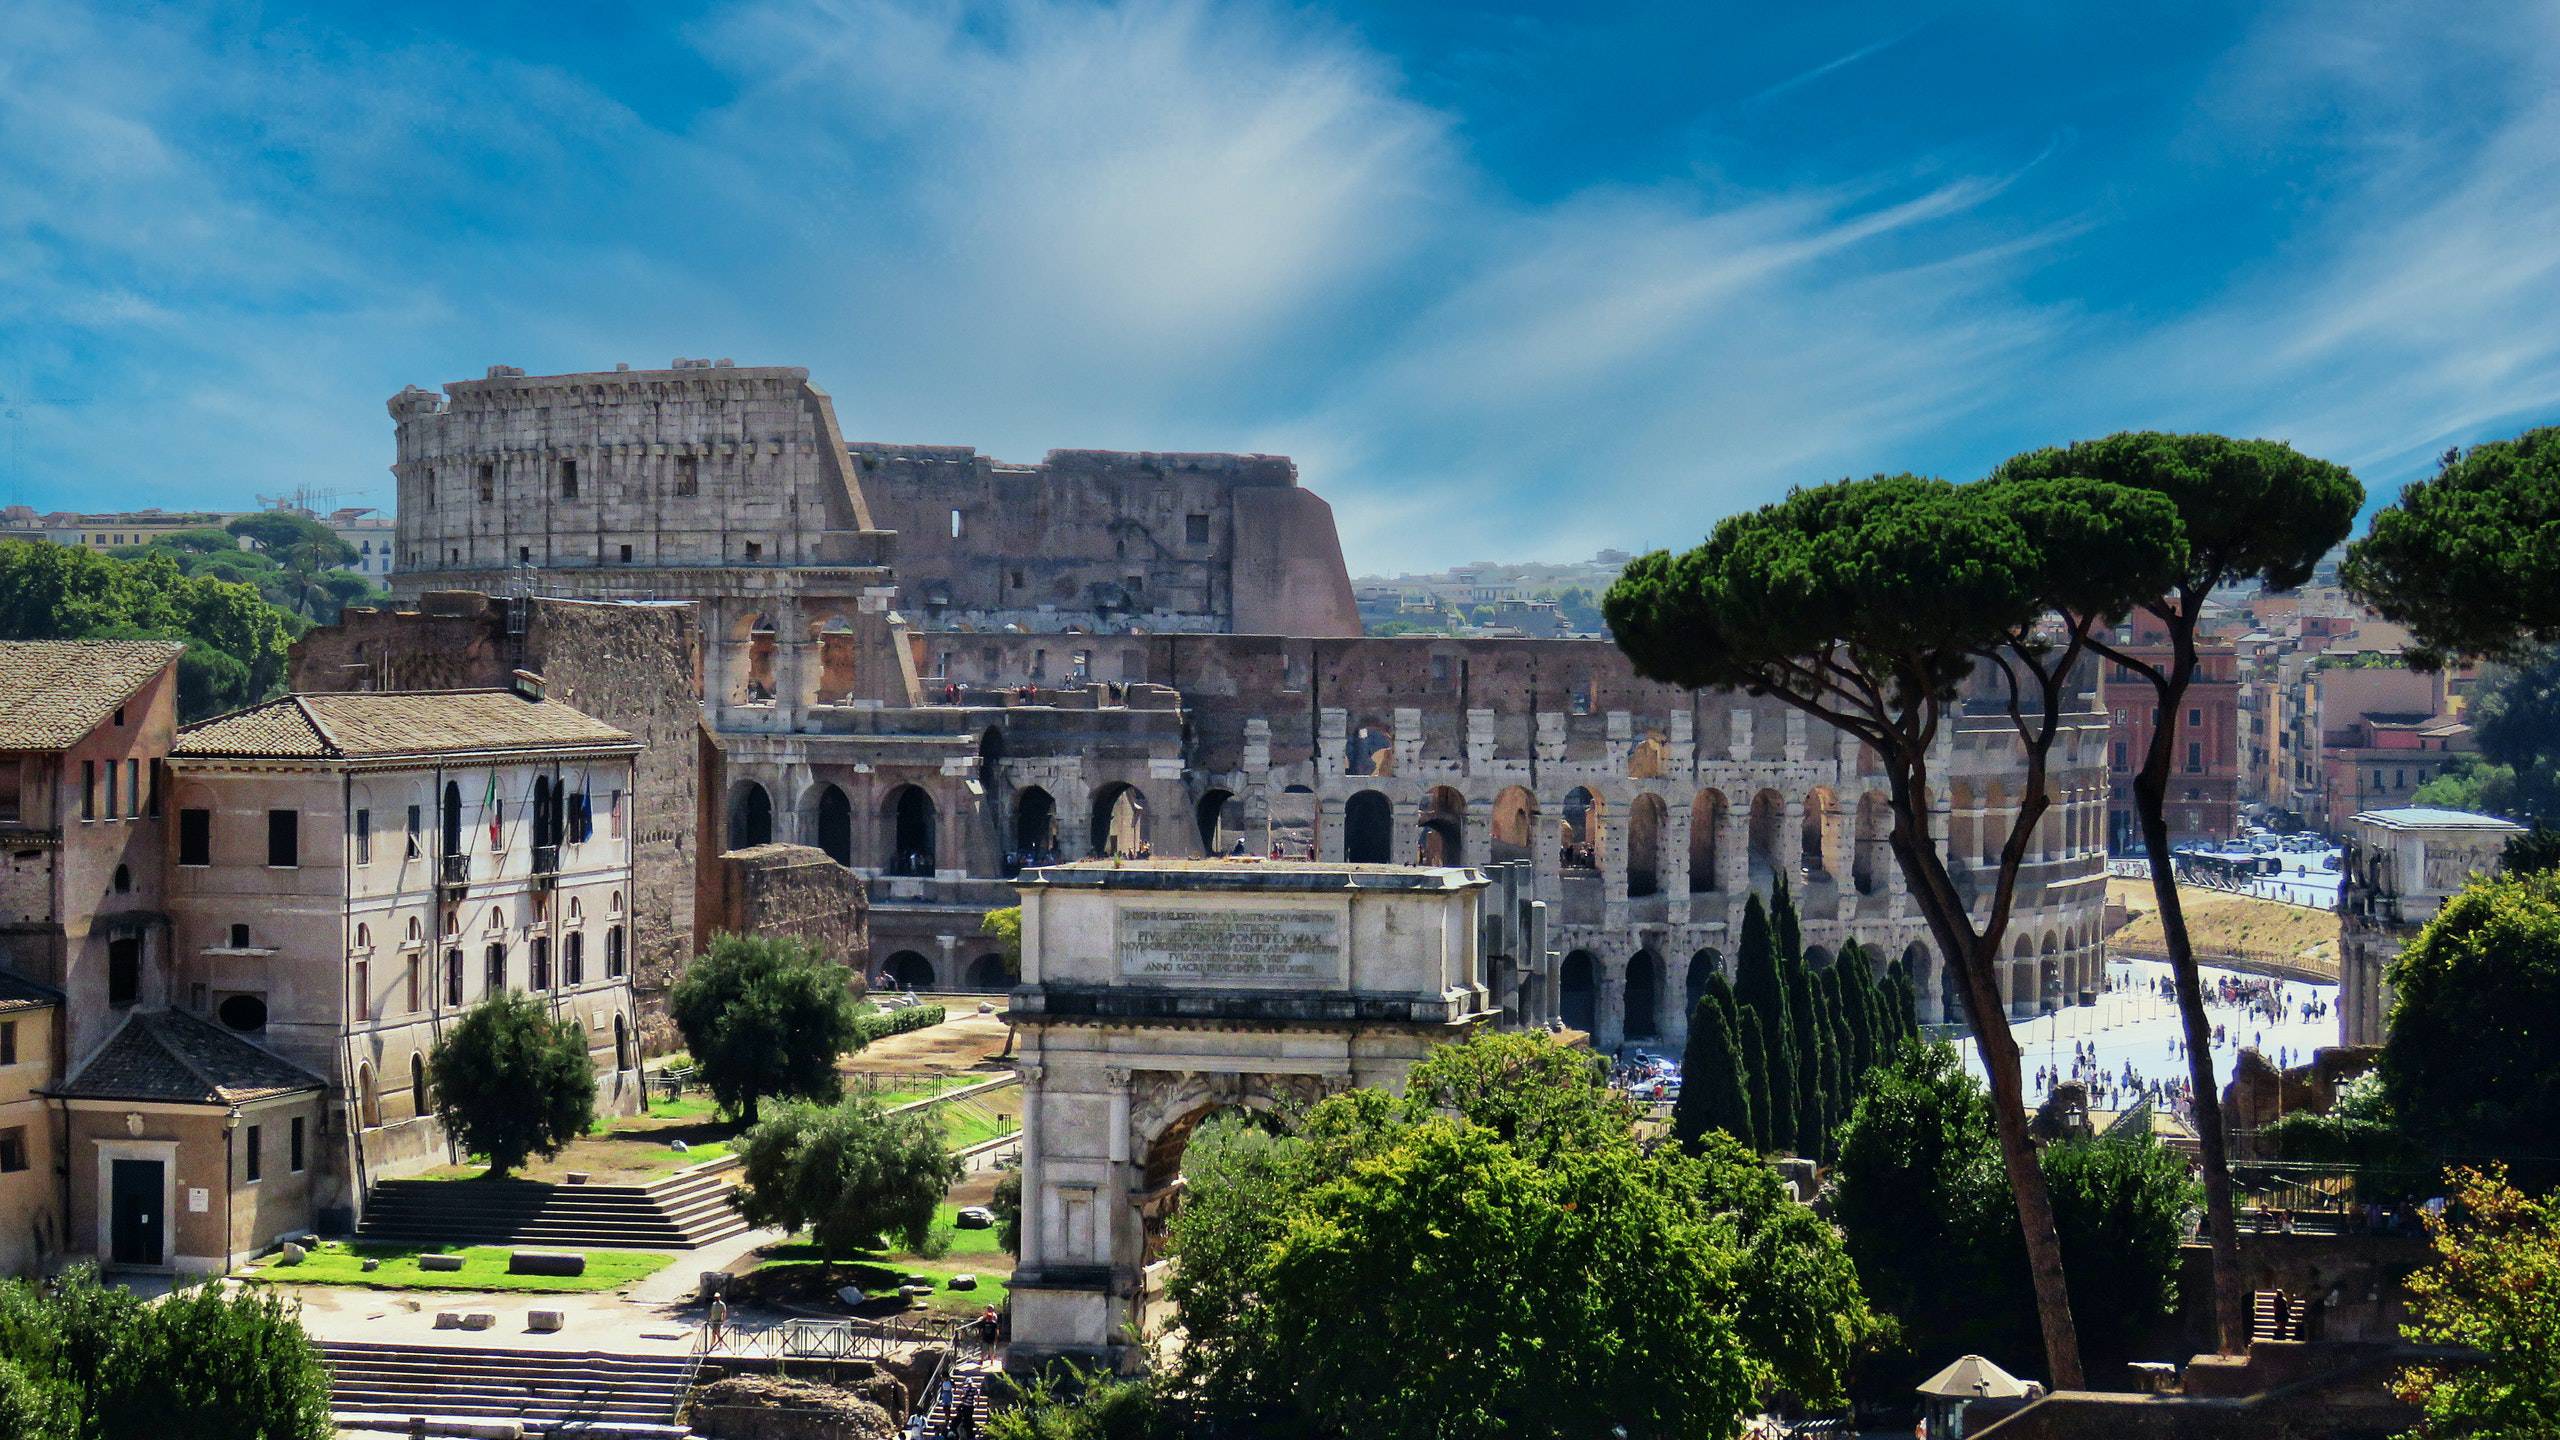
852, 1004, 945, 1047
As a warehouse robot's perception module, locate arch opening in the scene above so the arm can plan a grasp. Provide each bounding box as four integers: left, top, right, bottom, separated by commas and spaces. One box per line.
883, 785, 938, 876
1342, 790, 1393, 864
728, 781, 774, 850
1091, 783, 1151, 858
1559, 950, 1599, 1033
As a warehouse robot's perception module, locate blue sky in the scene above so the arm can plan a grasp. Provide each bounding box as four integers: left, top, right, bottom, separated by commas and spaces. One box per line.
5, 0, 2559, 573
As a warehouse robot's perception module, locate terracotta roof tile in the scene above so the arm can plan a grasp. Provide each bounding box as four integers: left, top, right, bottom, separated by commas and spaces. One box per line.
0, 640, 180, 751
175, 690, 634, 761
56, 1009, 324, 1105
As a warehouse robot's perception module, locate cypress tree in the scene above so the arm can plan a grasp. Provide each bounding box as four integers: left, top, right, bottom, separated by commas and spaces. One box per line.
1734, 894, 1797, 1154
1737, 1016, 1775, 1153
1822, 966, 1854, 1148
1673, 996, 1753, 1152
1838, 941, 1876, 1076
1702, 967, 1741, 1040
1772, 874, 1804, 970
1774, 885, 1824, 1156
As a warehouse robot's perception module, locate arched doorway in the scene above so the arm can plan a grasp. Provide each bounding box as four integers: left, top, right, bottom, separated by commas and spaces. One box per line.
1014, 786, 1058, 871
814, 783, 854, 867
966, 953, 1012, 990
1195, 789, 1239, 855
1419, 786, 1465, 865
1690, 789, 1726, 893
1626, 793, 1665, 897
1490, 786, 1535, 864
881, 950, 936, 989
1342, 790, 1393, 863
1802, 787, 1837, 882
1561, 788, 1602, 872
1624, 950, 1663, 1042
883, 785, 937, 876
1091, 782, 1151, 857
1748, 789, 1784, 889
1687, 947, 1721, 1016
1901, 940, 1938, 1024
1559, 950, 1599, 1033
1853, 792, 1890, 895
728, 781, 773, 849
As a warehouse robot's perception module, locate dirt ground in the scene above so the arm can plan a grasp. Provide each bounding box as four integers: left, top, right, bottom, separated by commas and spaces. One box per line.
842, 1004, 1014, 1077
2109, 875, 2341, 973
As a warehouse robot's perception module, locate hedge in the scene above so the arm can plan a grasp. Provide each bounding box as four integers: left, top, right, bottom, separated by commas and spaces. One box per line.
853, 1005, 946, 1047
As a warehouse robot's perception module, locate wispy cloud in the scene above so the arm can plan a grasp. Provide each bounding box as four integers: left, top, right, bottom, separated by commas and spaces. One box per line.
1745, 21, 1933, 107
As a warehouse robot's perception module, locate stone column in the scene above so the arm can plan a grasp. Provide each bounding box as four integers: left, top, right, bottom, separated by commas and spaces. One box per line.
1664, 806, 1692, 923
1719, 801, 1750, 896
1017, 1061, 1047, 1268
1663, 951, 1693, 1047
1782, 796, 1806, 882
1318, 799, 1346, 863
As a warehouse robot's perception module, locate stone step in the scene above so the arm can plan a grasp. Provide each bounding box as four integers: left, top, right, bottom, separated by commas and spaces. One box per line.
319, 1341, 693, 1435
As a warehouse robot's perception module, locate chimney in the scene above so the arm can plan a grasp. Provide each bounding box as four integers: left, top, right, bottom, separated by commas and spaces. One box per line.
511, 669, 548, 702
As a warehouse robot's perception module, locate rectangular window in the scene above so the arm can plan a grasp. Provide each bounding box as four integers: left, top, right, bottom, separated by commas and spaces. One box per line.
290, 1117, 305, 1173
243, 1124, 262, 1182
674, 456, 699, 496
2186, 742, 2202, 773
486, 945, 506, 995
446, 949, 464, 1008
0, 1019, 14, 1065
178, 808, 211, 866
2114, 742, 2127, 767
1186, 512, 1210, 545
267, 810, 299, 868
2188, 707, 2203, 727
352, 960, 369, 1022
82, 760, 96, 821
619, 543, 634, 564
406, 804, 422, 859
743, 540, 762, 561
0, 1128, 25, 1174
559, 459, 578, 499
355, 808, 372, 866
124, 759, 139, 818
477, 463, 494, 502
406, 952, 420, 1013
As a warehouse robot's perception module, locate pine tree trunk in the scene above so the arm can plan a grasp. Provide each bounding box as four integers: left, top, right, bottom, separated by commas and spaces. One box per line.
2134, 771, 2249, 1354
1956, 938, 2089, 1390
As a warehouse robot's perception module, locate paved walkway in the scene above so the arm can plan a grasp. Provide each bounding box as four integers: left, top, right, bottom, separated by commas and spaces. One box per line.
1963, 958, 2341, 1114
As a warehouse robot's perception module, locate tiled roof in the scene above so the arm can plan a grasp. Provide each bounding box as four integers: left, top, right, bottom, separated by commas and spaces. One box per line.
174, 690, 634, 761
0, 640, 181, 751
56, 1009, 323, 1105
0, 969, 62, 1013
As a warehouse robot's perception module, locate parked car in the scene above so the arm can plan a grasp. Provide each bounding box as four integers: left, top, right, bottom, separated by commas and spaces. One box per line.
956, 1206, 996, 1230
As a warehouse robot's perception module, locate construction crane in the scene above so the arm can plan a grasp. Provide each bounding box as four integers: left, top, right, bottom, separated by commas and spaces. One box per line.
257, 485, 352, 516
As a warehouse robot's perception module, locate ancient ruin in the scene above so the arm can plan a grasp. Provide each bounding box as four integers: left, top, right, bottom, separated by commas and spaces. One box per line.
379, 360, 2112, 1044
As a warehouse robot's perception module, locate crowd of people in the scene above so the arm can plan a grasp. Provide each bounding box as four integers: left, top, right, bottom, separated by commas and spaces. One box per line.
2025, 968, 2337, 1120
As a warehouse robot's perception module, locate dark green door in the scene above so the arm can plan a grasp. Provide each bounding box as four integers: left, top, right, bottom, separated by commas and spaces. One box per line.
110, 1159, 162, 1266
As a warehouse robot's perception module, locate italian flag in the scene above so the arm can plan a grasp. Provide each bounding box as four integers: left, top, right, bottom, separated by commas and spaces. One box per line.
485, 772, 503, 849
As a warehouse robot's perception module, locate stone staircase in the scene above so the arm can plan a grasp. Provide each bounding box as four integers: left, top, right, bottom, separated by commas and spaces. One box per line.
356, 1162, 749, 1250
2251, 1288, 2311, 1343
321, 1340, 693, 1437
918, 1352, 995, 1439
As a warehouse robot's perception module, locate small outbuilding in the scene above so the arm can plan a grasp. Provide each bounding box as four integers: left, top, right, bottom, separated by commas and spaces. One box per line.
1915, 1353, 2043, 1439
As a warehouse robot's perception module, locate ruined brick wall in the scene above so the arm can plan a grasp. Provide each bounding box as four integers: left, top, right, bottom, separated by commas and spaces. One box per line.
706, 843, 869, 969
854, 443, 1357, 638
289, 593, 708, 1047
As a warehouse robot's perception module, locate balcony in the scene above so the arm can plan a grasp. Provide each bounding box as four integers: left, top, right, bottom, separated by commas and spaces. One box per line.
436, 853, 470, 889
532, 843, 561, 887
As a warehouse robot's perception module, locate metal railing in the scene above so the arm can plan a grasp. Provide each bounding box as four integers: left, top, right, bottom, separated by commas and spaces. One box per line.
437, 852, 470, 886
696, 1313, 960, 1363
532, 841, 561, 875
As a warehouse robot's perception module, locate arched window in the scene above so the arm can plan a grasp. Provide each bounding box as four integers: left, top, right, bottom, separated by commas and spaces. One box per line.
411, 1052, 429, 1116
1626, 794, 1666, 897
614, 1015, 630, 1071
357, 1063, 380, 1129
354, 923, 371, 952
112, 864, 131, 894
1561, 788, 1602, 872
406, 916, 423, 946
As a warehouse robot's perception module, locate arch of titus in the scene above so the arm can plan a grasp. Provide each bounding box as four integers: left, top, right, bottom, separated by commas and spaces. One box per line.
1004, 859, 1511, 1374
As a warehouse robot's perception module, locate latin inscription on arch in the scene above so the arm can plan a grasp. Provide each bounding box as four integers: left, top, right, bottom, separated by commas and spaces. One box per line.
1115, 907, 1343, 985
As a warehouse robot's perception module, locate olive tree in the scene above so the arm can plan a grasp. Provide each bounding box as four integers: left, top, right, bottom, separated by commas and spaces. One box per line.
1605, 472, 2187, 1387
429, 991, 598, 1178
1992, 432, 2361, 1352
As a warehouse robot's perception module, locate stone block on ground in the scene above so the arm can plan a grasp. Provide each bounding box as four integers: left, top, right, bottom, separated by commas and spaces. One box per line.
418, 1253, 467, 1272
527, 1310, 564, 1333
508, 1250, 587, 1276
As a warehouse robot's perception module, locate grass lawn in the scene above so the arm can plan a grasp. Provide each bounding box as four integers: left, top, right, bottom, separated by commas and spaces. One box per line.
242, 1241, 675, 1293
748, 1204, 1012, 1317
855, 1073, 979, 1109
415, 1093, 743, 1183
2107, 876, 2341, 971
935, 1086, 1023, 1150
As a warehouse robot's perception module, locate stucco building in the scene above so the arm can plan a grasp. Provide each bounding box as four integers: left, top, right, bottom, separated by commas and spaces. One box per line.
377, 359, 2111, 1046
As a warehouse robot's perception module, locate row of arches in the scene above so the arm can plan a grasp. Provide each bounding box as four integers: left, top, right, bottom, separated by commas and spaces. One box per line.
727, 776, 1219, 876
1550, 939, 1947, 1040
874, 950, 1016, 992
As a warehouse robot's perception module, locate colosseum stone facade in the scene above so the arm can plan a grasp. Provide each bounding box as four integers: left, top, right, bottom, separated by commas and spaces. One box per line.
384, 359, 2110, 1052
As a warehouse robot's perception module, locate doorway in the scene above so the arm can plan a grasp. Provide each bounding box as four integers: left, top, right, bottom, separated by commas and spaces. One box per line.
109, 1157, 165, 1267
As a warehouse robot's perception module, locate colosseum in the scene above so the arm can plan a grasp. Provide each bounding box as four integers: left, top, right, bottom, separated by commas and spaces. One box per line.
377, 359, 2110, 1051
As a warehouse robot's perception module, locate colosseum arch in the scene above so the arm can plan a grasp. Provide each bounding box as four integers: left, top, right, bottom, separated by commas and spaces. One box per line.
1801, 786, 1839, 883
1419, 786, 1465, 866
1342, 789, 1394, 864
1747, 789, 1785, 890
1559, 949, 1599, 1032
1852, 792, 1891, 895
1490, 786, 1535, 864
1689, 789, 1726, 893
1624, 949, 1664, 1042
1195, 789, 1240, 855
1013, 786, 1059, 870
1090, 782, 1150, 857
726, 780, 773, 850
881, 784, 938, 876
807, 782, 854, 866
1626, 793, 1666, 898
1561, 788, 1603, 872
1686, 946, 1722, 1015
732, 611, 779, 706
